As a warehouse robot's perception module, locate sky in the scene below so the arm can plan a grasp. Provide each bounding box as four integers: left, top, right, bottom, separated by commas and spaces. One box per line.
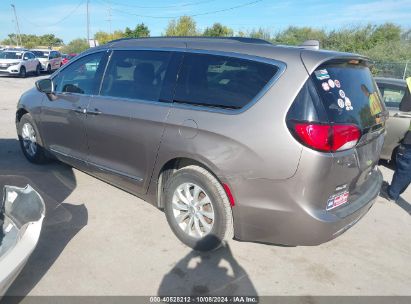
1, 0, 411, 43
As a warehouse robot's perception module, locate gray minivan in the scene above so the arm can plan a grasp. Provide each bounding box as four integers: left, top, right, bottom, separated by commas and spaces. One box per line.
16, 37, 387, 250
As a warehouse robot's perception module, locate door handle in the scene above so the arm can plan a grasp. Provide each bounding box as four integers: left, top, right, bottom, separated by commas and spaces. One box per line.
394, 112, 411, 118
87, 108, 102, 115
73, 107, 86, 114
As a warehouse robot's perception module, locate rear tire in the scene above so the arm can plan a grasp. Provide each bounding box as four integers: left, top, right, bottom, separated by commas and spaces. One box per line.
47, 64, 51, 74
19, 66, 26, 78
17, 113, 49, 164
164, 165, 234, 251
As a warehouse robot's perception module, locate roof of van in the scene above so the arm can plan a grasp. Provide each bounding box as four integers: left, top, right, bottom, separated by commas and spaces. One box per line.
86, 36, 367, 72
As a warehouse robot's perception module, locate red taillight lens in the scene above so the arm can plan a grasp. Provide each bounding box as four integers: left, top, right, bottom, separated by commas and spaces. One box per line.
294, 123, 331, 151
332, 124, 361, 151
293, 123, 360, 152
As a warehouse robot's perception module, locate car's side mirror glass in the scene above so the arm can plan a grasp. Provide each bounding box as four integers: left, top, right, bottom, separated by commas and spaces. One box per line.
35, 78, 54, 94
23, 57, 28, 61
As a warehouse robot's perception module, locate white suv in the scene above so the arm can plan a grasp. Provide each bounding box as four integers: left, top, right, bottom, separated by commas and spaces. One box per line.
31, 49, 62, 73
0, 50, 41, 78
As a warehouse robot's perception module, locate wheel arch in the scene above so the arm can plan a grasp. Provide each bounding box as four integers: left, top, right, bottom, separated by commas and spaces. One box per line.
155, 156, 228, 209
16, 108, 29, 124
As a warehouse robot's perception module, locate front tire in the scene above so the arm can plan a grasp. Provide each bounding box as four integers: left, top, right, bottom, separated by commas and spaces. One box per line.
19, 66, 26, 78
17, 113, 49, 164
35, 64, 41, 76
46, 64, 51, 74
164, 165, 234, 251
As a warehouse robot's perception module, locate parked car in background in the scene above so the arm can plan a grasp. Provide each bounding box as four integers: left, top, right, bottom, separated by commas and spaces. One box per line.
61, 53, 78, 65
0, 177, 45, 297
376, 77, 411, 162
0, 50, 40, 77
31, 49, 62, 73
16, 37, 387, 251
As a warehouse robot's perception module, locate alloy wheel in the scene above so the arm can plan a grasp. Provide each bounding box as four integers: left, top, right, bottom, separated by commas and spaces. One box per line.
172, 182, 215, 238
21, 122, 37, 157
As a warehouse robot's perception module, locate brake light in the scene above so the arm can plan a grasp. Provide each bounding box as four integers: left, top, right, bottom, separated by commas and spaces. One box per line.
293, 123, 360, 152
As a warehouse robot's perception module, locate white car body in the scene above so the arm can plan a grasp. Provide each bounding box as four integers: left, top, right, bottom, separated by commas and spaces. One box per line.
31, 49, 62, 72
0, 51, 39, 76
0, 184, 45, 297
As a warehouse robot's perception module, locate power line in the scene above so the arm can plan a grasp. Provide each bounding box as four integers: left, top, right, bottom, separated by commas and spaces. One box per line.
107, 0, 264, 19
101, 0, 218, 9
19, 0, 85, 28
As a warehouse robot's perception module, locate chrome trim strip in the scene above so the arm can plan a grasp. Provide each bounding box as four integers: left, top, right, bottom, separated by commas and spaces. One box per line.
50, 148, 143, 182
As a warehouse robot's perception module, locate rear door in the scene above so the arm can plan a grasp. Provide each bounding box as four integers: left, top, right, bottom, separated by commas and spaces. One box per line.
378, 83, 410, 159
85, 50, 183, 194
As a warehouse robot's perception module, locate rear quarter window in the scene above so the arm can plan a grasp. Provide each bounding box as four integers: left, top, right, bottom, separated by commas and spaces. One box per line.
174, 53, 279, 109
312, 62, 385, 129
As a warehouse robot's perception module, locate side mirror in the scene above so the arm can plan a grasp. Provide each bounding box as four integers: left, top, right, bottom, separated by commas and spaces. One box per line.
35, 79, 57, 100
23, 57, 28, 61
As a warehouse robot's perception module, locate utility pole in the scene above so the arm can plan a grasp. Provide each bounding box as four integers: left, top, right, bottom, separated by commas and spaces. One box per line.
403, 61, 409, 80
10, 4, 22, 47
86, 0, 90, 44
106, 0, 112, 34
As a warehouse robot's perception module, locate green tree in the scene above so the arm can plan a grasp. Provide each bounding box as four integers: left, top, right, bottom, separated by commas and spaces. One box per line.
94, 30, 125, 45
124, 23, 150, 38
1, 33, 63, 48
164, 16, 198, 36
248, 28, 272, 41
60, 38, 89, 54
203, 23, 233, 37
274, 26, 326, 45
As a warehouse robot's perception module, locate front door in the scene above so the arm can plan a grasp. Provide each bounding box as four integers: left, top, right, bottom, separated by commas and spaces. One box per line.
40, 51, 108, 168
85, 50, 182, 194
380, 83, 411, 159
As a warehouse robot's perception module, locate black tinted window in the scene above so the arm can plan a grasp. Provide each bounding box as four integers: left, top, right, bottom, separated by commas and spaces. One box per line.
312, 62, 385, 129
174, 53, 279, 109
101, 50, 172, 101
53, 52, 105, 95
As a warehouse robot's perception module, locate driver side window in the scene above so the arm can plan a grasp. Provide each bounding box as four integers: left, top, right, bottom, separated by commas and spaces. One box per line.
53, 52, 105, 95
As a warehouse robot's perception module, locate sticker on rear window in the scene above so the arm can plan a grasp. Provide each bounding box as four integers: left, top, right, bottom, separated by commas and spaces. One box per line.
345, 97, 353, 111
334, 79, 341, 88
328, 79, 335, 88
339, 89, 346, 98
326, 191, 349, 211
337, 98, 345, 108
315, 69, 330, 80
322, 82, 330, 91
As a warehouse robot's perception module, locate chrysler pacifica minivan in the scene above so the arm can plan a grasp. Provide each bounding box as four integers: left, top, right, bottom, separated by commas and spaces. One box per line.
16, 37, 387, 250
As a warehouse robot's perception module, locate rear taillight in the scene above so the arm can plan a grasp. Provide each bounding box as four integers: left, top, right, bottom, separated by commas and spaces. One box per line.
292, 122, 361, 152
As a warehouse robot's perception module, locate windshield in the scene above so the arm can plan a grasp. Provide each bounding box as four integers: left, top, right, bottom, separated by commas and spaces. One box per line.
0, 52, 22, 60
32, 51, 49, 59
312, 62, 385, 130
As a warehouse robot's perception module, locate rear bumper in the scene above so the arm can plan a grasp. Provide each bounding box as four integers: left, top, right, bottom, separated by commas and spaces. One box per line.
231, 169, 382, 246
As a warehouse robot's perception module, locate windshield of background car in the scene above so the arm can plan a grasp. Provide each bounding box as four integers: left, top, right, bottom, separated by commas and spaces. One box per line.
312, 61, 385, 130
32, 51, 49, 59
0, 52, 22, 60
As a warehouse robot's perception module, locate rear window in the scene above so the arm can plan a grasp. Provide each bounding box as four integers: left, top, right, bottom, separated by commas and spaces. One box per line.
174, 53, 279, 109
312, 62, 385, 129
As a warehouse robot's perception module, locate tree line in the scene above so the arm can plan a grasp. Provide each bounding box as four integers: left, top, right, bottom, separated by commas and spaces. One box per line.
2, 17, 410, 66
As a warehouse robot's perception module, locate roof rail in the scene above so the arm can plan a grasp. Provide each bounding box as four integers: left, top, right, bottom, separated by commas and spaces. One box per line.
299, 40, 320, 50
108, 36, 272, 45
